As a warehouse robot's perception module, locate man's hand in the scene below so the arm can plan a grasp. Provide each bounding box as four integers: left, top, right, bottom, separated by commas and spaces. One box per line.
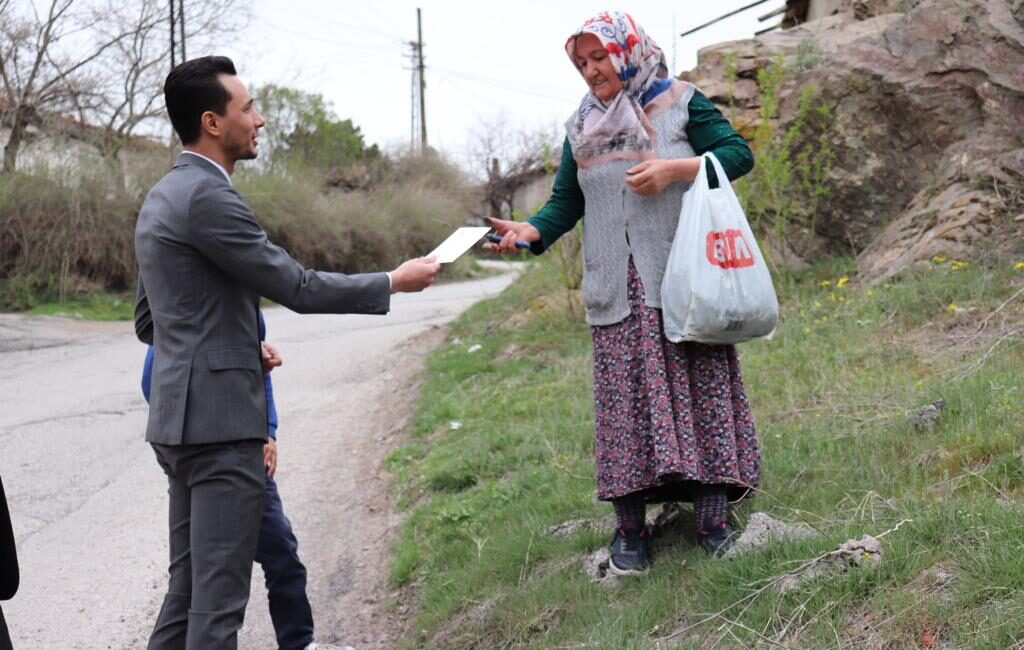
483, 217, 541, 254
625, 158, 699, 196
263, 437, 278, 477
390, 256, 441, 294
261, 341, 283, 373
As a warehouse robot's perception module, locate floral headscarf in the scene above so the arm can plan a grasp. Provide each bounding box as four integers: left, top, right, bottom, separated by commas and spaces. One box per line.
565, 11, 669, 167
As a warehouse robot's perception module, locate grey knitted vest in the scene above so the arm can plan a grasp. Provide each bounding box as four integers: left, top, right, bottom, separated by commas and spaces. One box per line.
571, 81, 697, 326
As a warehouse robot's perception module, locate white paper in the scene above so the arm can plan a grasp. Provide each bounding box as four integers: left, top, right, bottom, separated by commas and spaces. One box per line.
426, 226, 491, 263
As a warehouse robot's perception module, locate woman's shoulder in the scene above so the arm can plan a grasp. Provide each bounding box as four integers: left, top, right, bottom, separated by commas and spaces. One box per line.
686, 86, 716, 110
645, 79, 696, 118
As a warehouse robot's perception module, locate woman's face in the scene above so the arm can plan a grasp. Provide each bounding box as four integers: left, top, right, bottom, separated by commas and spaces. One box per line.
573, 33, 622, 103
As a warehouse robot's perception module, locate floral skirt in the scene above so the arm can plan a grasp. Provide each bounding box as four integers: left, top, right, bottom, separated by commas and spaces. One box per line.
590, 259, 761, 503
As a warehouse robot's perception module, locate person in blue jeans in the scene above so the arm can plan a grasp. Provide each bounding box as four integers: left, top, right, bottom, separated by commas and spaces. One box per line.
142, 311, 348, 650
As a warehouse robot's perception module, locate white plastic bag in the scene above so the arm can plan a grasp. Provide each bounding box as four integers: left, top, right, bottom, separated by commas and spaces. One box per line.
660, 153, 778, 344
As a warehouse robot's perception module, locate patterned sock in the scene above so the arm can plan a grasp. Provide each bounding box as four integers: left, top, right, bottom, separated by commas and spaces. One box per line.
612, 495, 647, 530
694, 486, 729, 531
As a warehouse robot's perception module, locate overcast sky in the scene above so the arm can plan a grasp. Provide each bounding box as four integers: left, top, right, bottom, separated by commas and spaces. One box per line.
222, 1, 785, 160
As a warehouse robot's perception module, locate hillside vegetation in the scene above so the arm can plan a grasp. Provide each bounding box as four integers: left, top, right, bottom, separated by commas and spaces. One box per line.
0, 143, 475, 311
389, 251, 1024, 649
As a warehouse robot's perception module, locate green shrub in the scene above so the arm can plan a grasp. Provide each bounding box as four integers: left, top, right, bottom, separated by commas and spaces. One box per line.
0, 166, 140, 308
0, 148, 476, 310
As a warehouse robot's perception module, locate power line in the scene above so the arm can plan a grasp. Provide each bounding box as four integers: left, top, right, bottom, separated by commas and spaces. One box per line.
257, 21, 398, 51
431, 67, 577, 105
679, 0, 774, 38
257, 5, 406, 44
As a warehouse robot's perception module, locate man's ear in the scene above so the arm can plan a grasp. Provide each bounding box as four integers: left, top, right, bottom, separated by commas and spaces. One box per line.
199, 111, 221, 139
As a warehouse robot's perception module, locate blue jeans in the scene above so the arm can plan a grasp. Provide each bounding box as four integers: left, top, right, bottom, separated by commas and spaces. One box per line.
255, 475, 314, 650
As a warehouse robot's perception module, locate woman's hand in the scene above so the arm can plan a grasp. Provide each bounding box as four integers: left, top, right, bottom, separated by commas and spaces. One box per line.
483, 216, 541, 254
625, 158, 700, 196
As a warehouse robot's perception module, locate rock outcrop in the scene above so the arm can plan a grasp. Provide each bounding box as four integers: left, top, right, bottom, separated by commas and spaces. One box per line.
682, 0, 1024, 281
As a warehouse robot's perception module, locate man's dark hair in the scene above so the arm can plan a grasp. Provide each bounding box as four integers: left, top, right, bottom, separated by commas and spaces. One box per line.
164, 56, 237, 145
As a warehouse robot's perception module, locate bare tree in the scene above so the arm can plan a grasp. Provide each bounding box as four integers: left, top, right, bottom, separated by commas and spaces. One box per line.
0, 0, 244, 177
63, 0, 245, 188
465, 114, 561, 219
0, 0, 124, 173
73, 0, 167, 167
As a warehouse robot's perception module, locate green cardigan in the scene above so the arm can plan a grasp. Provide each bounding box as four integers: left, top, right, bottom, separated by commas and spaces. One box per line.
527, 89, 754, 253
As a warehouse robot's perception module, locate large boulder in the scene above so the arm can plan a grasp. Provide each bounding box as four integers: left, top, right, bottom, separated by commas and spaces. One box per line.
682, 0, 1024, 281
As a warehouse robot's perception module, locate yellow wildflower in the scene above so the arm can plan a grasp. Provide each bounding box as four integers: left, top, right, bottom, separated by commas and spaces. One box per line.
1014, 262, 1024, 270
836, 276, 849, 288
950, 260, 968, 270
931, 255, 947, 263
818, 280, 832, 287
947, 303, 959, 312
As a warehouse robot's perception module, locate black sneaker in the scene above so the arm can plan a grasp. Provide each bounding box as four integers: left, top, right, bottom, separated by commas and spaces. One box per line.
608, 524, 651, 575
697, 518, 734, 557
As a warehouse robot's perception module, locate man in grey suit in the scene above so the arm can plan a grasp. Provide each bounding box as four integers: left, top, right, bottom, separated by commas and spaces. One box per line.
134, 56, 440, 650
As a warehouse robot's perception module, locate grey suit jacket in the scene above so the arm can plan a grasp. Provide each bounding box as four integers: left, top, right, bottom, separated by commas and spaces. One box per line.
134, 153, 390, 445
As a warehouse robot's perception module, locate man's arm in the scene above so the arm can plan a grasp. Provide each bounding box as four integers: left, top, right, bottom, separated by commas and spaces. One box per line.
134, 275, 153, 345
188, 183, 437, 314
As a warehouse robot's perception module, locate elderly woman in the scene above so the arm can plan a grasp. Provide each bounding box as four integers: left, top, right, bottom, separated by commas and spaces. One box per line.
487, 11, 761, 574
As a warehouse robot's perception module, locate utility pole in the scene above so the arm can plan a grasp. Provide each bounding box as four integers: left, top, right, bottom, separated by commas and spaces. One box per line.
405, 41, 420, 150
178, 0, 186, 62
169, 0, 176, 69
168, 0, 187, 154
168, 0, 186, 70
416, 8, 426, 151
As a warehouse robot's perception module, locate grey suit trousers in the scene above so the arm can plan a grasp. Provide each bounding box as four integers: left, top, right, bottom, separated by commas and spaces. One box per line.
148, 441, 266, 650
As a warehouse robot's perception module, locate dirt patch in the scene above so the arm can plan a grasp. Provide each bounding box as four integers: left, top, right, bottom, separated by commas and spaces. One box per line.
900, 289, 1024, 369
431, 595, 502, 649
315, 326, 446, 650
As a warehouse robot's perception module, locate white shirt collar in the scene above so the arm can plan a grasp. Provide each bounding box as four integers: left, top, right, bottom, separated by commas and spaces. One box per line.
181, 150, 232, 185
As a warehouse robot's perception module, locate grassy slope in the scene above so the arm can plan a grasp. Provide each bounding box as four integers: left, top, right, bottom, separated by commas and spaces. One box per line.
29, 291, 135, 320
388, 253, 1024, 649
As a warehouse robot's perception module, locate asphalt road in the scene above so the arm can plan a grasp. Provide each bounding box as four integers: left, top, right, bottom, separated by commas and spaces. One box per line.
0, 265, 518, 649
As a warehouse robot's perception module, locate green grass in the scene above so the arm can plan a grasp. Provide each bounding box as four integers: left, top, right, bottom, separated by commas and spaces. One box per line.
19, 258, 490, 320
28, 291, 134, 320
388, 253, 1024, 649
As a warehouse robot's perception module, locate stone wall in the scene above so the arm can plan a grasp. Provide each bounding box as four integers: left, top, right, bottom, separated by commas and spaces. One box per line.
684, 0, 1024, 281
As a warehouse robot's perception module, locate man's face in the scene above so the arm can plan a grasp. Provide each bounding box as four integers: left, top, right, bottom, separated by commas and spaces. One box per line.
215, 74, 265, 162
